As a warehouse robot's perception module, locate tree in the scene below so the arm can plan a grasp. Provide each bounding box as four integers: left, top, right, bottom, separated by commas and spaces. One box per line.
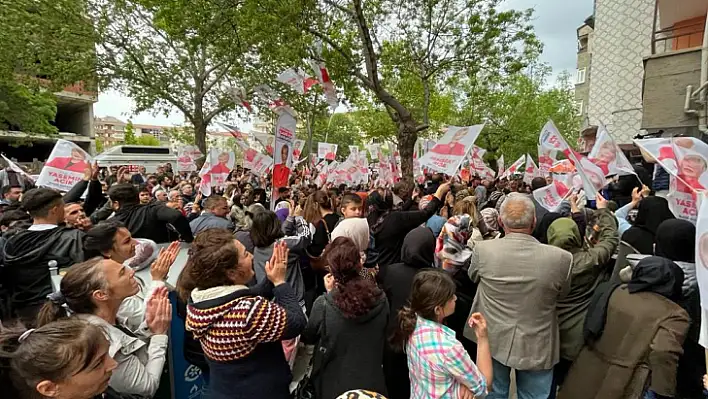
163, 125, 196, 146
244, 0, 540, 180
455, 65, 580, 163
135, 135, 161, 146
123, 121, 137, 144
300, 112, 367, 160
89, 0, 264, 154
95, 138, 105, 153
0, 0, 95, 134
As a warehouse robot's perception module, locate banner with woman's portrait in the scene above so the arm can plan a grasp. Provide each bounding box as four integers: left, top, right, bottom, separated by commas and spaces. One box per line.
38, 139, 93, 192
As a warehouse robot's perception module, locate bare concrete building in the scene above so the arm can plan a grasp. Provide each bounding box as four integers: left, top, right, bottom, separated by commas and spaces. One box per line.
642, 0, 708, 137
577, 0, 707, 143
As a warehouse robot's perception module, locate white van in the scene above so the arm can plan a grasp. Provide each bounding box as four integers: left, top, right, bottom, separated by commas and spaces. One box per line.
94, 145, 178, 173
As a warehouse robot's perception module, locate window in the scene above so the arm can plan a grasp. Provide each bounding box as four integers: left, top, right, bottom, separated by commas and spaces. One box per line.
575, 100, 584, 116
576, 68, 587, 85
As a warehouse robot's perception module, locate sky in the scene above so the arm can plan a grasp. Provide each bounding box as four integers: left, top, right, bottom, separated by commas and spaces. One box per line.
93, 0, 595, 127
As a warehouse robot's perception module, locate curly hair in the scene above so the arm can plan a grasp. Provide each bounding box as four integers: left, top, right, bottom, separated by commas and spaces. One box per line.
178, 229, 241, 299
326, 237, 382, 319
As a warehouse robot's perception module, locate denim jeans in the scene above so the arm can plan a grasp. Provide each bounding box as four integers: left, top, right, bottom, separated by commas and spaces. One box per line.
487, 359, 554, 399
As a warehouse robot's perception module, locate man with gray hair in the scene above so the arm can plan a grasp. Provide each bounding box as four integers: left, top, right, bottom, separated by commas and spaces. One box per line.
463, 193, 572, 399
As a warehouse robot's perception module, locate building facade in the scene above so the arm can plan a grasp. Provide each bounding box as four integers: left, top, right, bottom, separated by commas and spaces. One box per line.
94, 116, 172, 147
577, 0, 707, 142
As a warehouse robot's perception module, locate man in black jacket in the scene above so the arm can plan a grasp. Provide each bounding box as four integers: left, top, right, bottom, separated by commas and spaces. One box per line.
3, 188, 85, 325
108, 183, 193, 243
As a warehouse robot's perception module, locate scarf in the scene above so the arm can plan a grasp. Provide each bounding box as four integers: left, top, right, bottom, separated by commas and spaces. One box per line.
584, 256, 684, 344
435, 214, 474, 273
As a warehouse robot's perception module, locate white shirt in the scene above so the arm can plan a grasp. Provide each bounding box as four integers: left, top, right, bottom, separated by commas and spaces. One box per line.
28, 224, 58, 231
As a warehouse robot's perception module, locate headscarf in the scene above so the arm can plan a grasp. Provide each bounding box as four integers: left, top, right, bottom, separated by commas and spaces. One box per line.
275, 208, 289, 223
331, 218, 370, 264
335, 390, 388, 399
435, 214, 474, 273
622, 196, 675, 255
366, 191, 392, 234
584, 256, 685, 343
480, 208, 499, 232
532, 212, 563, 244
547, 217, 582, 253
400, 226, 436, 268
654, 219, 695, 263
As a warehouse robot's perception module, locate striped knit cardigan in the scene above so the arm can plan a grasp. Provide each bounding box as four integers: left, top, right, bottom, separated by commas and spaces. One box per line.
186, 284, 306, 399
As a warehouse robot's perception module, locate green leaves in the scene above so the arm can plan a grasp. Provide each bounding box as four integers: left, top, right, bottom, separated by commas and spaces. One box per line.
0, 0, 95, 134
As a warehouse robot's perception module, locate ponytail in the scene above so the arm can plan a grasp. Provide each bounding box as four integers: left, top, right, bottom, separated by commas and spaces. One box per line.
389, 306, 418, 352
389, 269, 456, 351
36, 257, 107, 326
0, 319, 107, 399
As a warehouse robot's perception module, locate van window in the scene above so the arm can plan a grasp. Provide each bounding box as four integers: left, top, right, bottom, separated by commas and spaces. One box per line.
120, 147, 171, 155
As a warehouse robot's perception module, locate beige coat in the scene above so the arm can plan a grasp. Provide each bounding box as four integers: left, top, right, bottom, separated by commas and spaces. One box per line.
464, 233, 572, 370
558, 287, 689, 399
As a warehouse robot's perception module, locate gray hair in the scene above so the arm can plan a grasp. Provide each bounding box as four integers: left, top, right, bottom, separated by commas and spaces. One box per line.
499, 193, 535, 230
234, 203, 266, 230
168, 190, 181, 201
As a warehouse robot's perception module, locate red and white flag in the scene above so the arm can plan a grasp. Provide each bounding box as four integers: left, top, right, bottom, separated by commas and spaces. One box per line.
533, 179, 572, 212
589, 125, 636, 177
539, 120, 604, 197
496, 155, 504, 178
504, 155, 525, 178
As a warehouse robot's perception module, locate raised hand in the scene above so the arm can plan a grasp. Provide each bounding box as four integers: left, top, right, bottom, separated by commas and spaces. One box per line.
324, 273, 335, 293
265, 241, 289, 286
595, 193, 608, 209
146, 287, 172, 335
150, 241, 179, 281
467, 312, 488, 340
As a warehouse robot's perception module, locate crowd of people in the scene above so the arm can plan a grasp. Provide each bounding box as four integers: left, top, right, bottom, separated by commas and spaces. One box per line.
0, 158, 705, 399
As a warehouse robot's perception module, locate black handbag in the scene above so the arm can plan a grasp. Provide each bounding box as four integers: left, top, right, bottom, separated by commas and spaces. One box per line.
293, 302, 331, 399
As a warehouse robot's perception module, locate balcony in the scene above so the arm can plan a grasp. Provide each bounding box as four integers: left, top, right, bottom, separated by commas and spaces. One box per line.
642, 0, 706, 134
651, 0, 707, 55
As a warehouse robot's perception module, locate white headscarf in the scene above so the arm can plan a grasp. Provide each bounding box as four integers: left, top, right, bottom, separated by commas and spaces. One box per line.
331, 218, 370, 264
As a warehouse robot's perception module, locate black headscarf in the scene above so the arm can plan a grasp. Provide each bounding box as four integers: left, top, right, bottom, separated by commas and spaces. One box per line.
621, 196, 675, 255
655, 219, 695, 263
533, 212, 563, 244
366, 191, 393, 234
584, 256, 685, 343
400, 226, 436, 269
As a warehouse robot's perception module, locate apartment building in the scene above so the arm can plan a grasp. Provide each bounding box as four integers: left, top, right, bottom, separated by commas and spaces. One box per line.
94, 116, 172, 147
575, 0, 707, 143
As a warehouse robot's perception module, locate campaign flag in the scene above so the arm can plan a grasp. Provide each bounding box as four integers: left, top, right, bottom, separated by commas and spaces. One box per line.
309, 41, 338, 111
533, 180, 572, 212
358, 156, 369, 185
176, 145, 202, 172
197, 159, 212, 196
589, 125, 636, 177
634, 137, 708, 223
318, 143, 338, 161
207, 149, 235, 188
292, 139, 306, 163
249, 152, 273, 177
2, 154, 34, 183
367, 144, 380, 160
694, 194, 708, 310
277, 68, 315, 95
38, 139, 92, 192
253, 84, 295, 116
524, 154, 538, 184
550, 159, 575, 174
418, 125, 484, 176
504, 155, 526, 178
539, 120, 604, 197
496, 155, 504, 178
537, 145, 557, 176
228, 85, 252, 113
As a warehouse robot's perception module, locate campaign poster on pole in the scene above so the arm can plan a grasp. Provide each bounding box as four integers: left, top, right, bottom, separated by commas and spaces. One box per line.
292, 139, 306, 163
523, 154, 538, 184
37, 139, 93, 192
273, 113, 296, 188
539, 120, 604, 197
207, 149, 235, 188
634, 137, 708, 223
418, 124, 484, 176
694, 194, 708, 310
176, 146, 202, 172
537, 145, 557, 176
318, 143, 338, 160
589, 125, 635, 177
496, 155, 504, 178
504, 155, 526, 178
